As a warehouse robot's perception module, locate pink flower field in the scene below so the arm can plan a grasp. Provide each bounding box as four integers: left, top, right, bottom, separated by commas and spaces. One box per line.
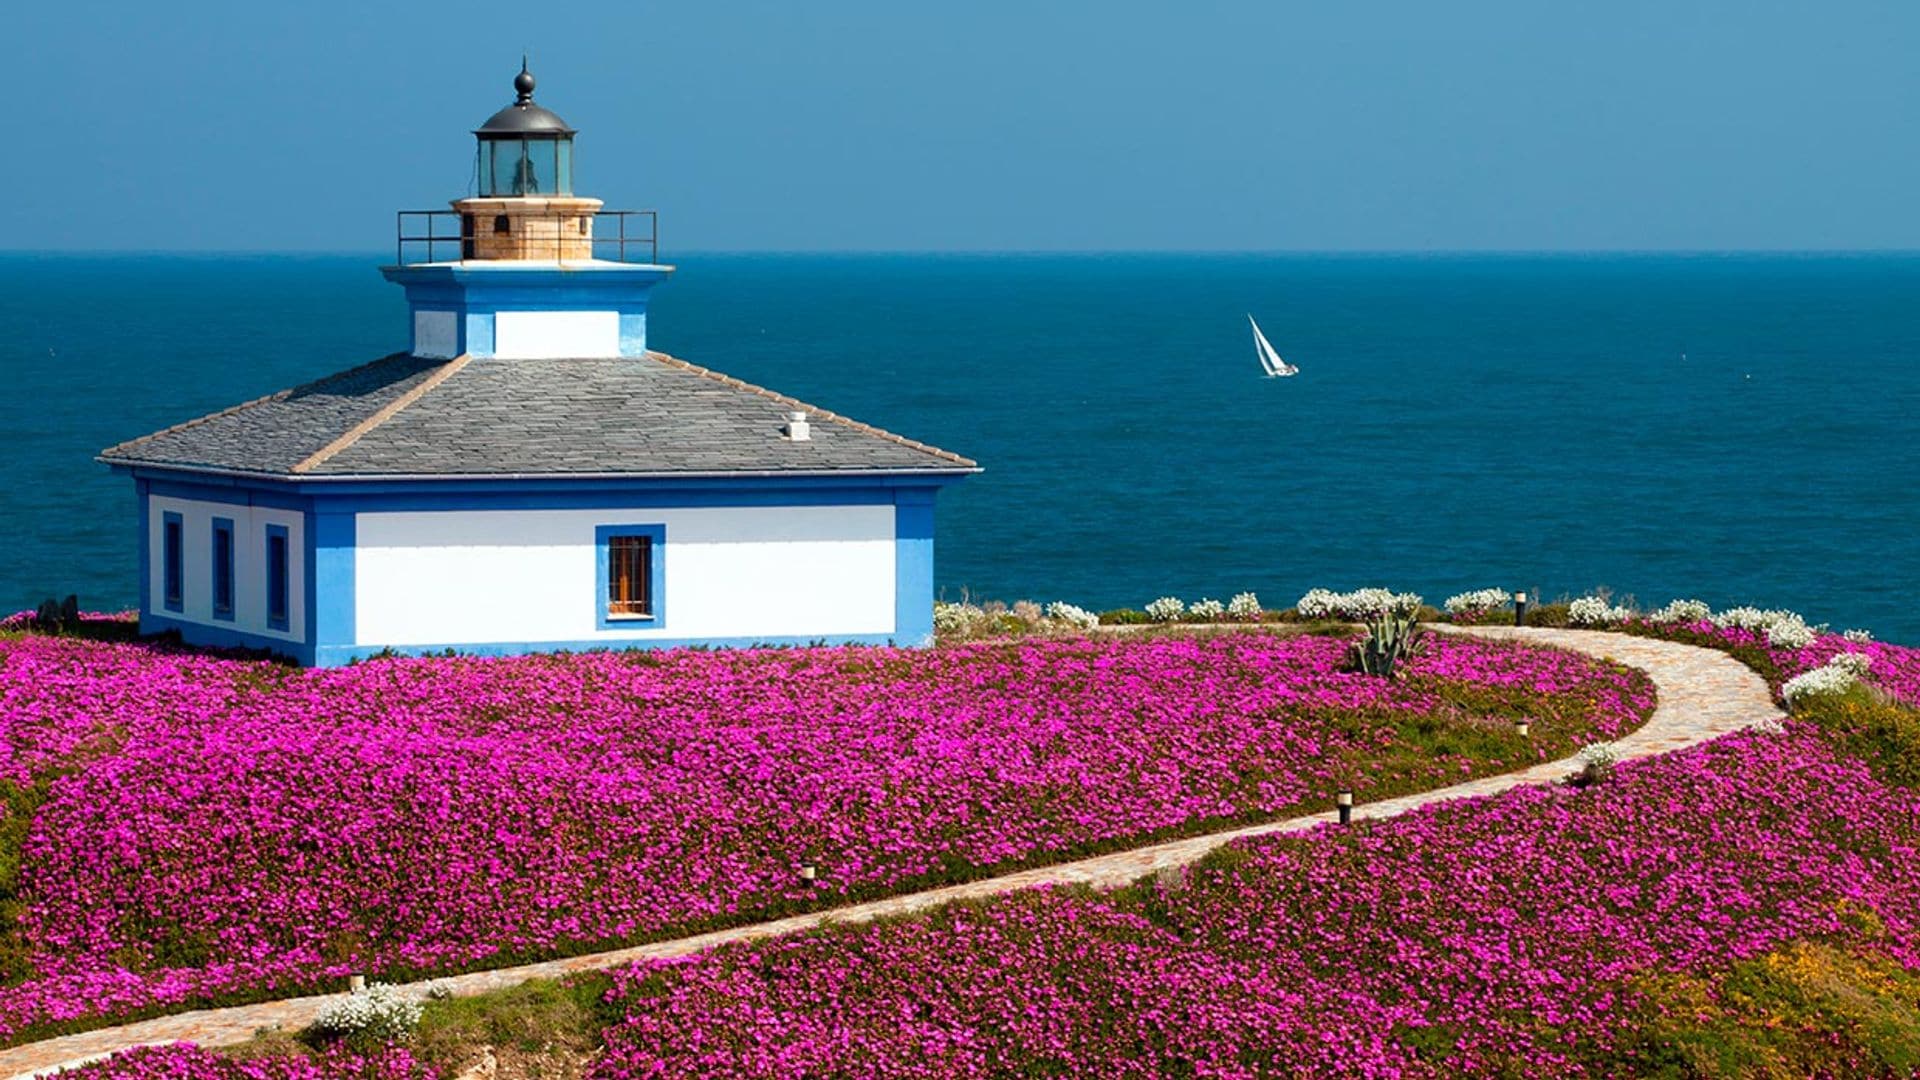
0, 626, 1651, 1043
590, 704, 1920, 1078
56, 1043, 424, 1079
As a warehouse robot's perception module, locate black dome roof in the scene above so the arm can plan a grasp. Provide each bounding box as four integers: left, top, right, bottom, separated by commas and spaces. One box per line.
474, 63, 575, 137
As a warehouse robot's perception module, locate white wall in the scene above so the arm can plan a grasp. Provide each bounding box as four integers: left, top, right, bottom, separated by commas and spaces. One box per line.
492, 310, 620, 358
413, 310, 459, 358
353, 504, 896, 646
147, 496, 306, 642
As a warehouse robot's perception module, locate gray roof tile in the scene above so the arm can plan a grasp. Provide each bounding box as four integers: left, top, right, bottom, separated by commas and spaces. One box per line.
100, 352, 976, 479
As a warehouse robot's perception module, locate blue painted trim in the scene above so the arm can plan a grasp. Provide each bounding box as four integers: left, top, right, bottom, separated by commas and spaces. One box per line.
142, 611, 314, 667
141, 476, 312, 511
466, 311, 494, 357
893, 489, 936, 646
210, 516, 236, 622
122, 465, 969, 499
265, 524, 290, 632
314, 633, 903, 668
135, 481, 152, 631
381, 263, 672, 300
594, 523, 667, 632
161, 511, 184, 613
617, 312, 647, 357
380, 264, 671, 360
311, 487, 900, 515
311, 511, 356, 649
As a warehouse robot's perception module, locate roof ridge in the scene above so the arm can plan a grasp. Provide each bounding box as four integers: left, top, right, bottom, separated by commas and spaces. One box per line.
99, 353, 418, 462
291, 354, 473, 474
642, 351, 979, 469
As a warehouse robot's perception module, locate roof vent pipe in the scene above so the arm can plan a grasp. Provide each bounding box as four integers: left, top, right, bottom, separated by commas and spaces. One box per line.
784, 410, 811, 442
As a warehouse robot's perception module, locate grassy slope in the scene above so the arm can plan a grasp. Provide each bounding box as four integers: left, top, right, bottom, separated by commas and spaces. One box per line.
0, 624, 1651, 1051
220, 631, 1920, 1079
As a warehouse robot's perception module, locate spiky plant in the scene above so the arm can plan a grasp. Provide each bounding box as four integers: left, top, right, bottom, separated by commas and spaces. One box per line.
1349, 608, 1428, 679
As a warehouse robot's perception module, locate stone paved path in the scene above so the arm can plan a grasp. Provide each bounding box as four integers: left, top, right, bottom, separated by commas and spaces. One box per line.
3, 628, 1782, 1078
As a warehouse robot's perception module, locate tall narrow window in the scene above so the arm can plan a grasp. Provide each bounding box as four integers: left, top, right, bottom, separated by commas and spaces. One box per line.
596, 524, 665, 629
607, 535, 652, 618
211, 517, 235, 620
265, 525, 290, 631
161, 512, 184, 613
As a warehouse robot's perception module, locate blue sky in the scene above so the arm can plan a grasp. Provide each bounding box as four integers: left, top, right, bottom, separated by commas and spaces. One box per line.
10, 0, 1920, 251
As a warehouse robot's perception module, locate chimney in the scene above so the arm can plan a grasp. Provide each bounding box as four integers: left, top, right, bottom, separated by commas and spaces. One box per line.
783, 411, 811, 441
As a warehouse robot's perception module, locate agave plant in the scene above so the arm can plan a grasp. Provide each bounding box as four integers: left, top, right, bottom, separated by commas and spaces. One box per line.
1349, 607, 1428, 679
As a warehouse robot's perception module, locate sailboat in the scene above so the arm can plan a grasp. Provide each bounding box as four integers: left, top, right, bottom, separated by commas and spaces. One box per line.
1248, 314, 1298, 377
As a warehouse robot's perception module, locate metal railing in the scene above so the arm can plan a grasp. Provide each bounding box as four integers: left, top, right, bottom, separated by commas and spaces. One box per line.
394, 209, 659, 265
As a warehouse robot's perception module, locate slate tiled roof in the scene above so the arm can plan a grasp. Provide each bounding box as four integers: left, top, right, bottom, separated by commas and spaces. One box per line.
99, 352, 977, 479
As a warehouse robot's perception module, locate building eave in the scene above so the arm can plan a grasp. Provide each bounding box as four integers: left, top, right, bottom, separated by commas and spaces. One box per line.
102, 457, 980, 486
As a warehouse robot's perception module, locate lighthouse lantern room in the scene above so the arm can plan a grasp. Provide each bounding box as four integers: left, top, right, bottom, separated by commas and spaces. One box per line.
100, 65, 977, 666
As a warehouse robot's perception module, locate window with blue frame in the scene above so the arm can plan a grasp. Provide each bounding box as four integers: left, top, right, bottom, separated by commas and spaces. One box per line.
265, 525, 290, 631
211, 518, 235, 621
161, 512, 184, 613
596, 524, 666, 629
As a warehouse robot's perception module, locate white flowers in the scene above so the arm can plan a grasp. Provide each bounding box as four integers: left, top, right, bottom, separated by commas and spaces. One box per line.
1145, 597, 1186, 623
1567, 597, 1630, 626
1831, 652, 1873, 678
1782, 652, 1872, 705
1844, 628, 1874, 643
1649, 599, 1711, 623
1576, 741, 1621, 770
1295, 588, 1423, 621
1294, 589, 1341, 620
933, 602, 988, 635
1044, 601, 1100, 630
1188, 598, 1226, 620
1443, 589, 1511, 616
1708, 606, 1819, 647
311, 981, 422, 1045
1709, 606, 1773, 631
1763, 616, 1817, 650
1228, 592, 1262, 619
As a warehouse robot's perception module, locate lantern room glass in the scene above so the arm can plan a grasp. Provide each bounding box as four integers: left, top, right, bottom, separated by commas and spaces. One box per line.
480, 136, 573, 197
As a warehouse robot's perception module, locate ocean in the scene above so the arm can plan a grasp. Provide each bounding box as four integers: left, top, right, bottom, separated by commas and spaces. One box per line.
3, 252, 1917, 640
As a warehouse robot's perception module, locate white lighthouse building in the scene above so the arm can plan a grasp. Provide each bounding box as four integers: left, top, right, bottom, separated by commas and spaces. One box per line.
100, 67, 977, 666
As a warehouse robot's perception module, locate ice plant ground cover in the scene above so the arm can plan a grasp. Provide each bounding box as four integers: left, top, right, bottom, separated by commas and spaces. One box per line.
589, 661, 1920, 1078
54, 1043, 425, 1078
0, 624, 1652, 1045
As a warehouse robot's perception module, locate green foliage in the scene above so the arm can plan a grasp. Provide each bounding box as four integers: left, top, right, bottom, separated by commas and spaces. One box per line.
1791, 685, 1920, 788
1620, 940, 1920, 1079
0, 778, 52, 985
1098, 609, 1152, 625
1348, 610, 1429, 679
1617, 623, 1785, 684
406, 973, 617, 1072
1522, 601, 1572, 628
29, 597, 80, 636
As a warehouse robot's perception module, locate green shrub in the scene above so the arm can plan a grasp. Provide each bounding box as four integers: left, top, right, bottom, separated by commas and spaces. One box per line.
406, 973, 616, 1073
1620, 939, 1920, 1079
1523, 602, 1571, 628
0, 778, 53, 985
1791, 686, 1920, 788
1098, 609, 1151, 626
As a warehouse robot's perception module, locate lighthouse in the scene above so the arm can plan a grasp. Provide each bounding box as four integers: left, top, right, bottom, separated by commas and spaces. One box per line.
100, 66, 977, 666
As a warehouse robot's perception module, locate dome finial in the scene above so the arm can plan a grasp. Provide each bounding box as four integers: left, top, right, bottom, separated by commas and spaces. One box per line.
513, 57, 536, 104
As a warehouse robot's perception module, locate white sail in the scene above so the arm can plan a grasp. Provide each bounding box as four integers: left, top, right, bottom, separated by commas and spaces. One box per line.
1248, 314, 1298, 377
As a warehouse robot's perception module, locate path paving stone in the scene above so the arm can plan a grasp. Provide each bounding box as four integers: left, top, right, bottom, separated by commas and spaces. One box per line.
2, 627, 1782, 1078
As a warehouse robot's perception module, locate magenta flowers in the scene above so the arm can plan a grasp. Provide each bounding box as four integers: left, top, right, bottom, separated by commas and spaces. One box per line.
0, 628, 1648, 1043
590, 718, 1920, 1078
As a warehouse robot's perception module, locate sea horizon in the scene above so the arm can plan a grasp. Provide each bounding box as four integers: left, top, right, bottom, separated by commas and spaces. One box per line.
5, 250, 1917, 639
